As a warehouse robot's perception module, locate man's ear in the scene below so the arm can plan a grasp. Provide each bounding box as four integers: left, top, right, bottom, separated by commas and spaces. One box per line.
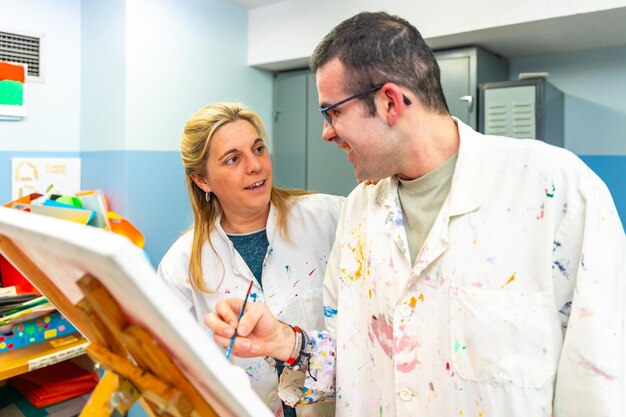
191, 174, 211, 193
380, 83, 409, 126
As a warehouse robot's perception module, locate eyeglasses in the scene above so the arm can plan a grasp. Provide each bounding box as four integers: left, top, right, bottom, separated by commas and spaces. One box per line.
320, 85, 382, 127
319, 84, 412, 127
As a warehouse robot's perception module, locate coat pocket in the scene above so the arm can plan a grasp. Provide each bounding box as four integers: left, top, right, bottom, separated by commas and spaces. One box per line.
281, 288, 325, 329
449, 285, 561, 387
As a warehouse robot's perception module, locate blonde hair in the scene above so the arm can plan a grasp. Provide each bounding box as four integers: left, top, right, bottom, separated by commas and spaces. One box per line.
180, 103, 309, 293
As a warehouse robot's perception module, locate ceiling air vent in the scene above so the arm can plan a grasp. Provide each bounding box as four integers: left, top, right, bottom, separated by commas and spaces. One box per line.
0, 29, 43, 81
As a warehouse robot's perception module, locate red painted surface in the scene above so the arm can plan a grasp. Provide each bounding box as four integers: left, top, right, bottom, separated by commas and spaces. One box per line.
0, 62, 26, 83
0, 255, 40, 294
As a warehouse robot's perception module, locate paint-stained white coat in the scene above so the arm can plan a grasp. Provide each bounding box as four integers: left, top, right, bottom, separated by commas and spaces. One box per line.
282, 120, 625, 417
158, 193, 343, 417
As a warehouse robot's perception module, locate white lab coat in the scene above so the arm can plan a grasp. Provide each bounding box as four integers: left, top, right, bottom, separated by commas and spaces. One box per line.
283, 120, 625, 417
158, 193, 343, 417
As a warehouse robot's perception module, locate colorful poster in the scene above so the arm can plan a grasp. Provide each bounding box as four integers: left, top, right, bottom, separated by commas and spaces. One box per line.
0, 61, 27, 118
11, 157, 81, 200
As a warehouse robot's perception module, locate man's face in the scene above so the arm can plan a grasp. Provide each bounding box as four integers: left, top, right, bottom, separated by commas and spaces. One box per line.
316, 58, 400, 181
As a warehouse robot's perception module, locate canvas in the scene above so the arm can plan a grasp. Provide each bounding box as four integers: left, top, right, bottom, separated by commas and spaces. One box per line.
0, 206, 273, 417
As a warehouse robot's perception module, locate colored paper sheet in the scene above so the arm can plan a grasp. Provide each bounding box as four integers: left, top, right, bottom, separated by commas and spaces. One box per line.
0, 385, 47, 417
51, 195, 83, 208
10, 203, 94, 225
0, 62, 26, 82
76, 190, 111, 229
10, 361, 98, 408
3, 193, 43, 208
0, 80, 23, 105
0, 62, 27, 118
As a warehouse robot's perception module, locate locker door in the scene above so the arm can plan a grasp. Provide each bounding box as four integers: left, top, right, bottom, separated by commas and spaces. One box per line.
272, 71, 307, 189
484, 85, 536, 138
305, 72, 357, 196
437, 55, 471, 126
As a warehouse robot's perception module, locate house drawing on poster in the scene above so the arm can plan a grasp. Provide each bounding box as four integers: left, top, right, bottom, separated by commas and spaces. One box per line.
14, 161, 38, 182
13, 161, 39, 199
11, 158, 81, 200
0, 61, 27, 119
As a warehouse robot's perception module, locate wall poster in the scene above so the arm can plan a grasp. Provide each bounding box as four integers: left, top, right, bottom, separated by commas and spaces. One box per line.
0, 61, 27, 119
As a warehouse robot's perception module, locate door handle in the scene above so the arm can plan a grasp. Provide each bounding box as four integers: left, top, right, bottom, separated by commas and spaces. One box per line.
458, 95, 473, 111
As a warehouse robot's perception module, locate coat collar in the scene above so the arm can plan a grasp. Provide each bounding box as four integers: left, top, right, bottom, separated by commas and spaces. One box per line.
447, 118, 485, 217
377, 117, 485, 218
213, 202, 277, 242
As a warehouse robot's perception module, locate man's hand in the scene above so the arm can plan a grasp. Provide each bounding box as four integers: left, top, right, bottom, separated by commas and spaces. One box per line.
205, 298, 295, 361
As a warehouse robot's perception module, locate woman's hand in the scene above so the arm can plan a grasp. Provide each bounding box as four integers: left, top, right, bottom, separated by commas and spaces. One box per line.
205, 298, 295, 361
358, 178, 380, 185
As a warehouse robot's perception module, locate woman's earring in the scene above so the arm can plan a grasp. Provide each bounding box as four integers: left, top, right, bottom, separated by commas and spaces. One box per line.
205, 191, 210, 202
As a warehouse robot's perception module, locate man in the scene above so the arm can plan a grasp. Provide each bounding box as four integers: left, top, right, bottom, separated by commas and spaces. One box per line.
207, 11, 625, 417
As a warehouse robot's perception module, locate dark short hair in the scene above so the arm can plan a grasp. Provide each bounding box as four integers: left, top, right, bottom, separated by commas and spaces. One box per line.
310, 11, 449, 115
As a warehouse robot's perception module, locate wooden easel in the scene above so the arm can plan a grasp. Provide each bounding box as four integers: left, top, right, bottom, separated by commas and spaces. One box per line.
0, 235, 218, 417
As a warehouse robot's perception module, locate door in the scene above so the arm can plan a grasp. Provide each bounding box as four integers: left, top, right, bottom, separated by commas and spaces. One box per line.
273, 70, 357, 196
273, 71, 307, 189
305, 72, 357, 196
437, 55, 471, 126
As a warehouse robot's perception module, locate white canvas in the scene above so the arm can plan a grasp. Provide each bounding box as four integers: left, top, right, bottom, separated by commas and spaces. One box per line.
0, 207, 273, 417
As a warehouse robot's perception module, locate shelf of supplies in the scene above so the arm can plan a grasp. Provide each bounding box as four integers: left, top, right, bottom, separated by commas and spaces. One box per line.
0, 334, 89, 381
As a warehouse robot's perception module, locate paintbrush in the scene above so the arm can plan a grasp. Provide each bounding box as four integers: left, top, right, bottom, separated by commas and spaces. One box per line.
225, 279, 254, 360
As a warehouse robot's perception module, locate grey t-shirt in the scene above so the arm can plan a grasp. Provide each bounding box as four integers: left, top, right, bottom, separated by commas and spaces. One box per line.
398, 153, 458, 264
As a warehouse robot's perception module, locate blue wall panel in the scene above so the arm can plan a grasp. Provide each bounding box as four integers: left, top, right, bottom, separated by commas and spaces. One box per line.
81, 151, 129, 215
2, 151, 622, 268
1, 151, 191, 268
125, 151, 192, 266
82, 150, 192, 267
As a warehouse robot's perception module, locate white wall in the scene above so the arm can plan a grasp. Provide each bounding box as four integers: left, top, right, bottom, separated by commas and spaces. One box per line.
0, 0, 81, 152
81, 0, 126, 151
125, 0, 273, 151
247, 0, 626, 67
1, 0, 274, 264
2, 0, 274, 153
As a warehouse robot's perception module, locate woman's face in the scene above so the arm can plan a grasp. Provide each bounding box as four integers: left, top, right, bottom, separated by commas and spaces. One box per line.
194, 119, 273, 221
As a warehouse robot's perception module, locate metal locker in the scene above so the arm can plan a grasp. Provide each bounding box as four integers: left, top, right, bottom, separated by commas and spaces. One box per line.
479, 78, 564, 147
435, 47, 509, 130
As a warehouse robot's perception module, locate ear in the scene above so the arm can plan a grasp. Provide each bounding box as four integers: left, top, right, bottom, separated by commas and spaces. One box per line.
380, 83, 410, 126
191, 173, 211, 193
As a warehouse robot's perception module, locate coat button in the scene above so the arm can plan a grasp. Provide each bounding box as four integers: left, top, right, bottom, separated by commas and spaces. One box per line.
400, 304, 412, 318
268, 391, 278, 402
399, 388, 413, 401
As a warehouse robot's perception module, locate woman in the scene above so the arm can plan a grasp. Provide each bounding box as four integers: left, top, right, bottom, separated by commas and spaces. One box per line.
157, 103, 341, 417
